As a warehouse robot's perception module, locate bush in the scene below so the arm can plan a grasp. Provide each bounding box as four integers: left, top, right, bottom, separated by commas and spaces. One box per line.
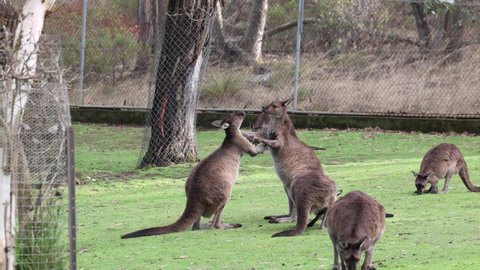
201, 74, 242, 101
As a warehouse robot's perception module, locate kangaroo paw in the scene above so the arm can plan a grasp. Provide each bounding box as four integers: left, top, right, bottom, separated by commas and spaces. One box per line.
268, 216, 296, 224
264, 214, 290, 220
213, 223, 242, 229
272, 229, 301, 237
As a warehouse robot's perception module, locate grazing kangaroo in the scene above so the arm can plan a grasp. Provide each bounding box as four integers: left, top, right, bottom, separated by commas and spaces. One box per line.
252, 99, 337, 237
412, 143, 480, 195
325, 191, 386, 270
121, 112, 262, 239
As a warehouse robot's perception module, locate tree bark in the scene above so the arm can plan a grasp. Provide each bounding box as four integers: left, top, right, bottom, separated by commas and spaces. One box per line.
133, 0, 166, 72
410, 3, 430, 51
443, 5, 464, 60
138, 0, 217, 168
240, 0, 268, 63
1, 1, 56, 269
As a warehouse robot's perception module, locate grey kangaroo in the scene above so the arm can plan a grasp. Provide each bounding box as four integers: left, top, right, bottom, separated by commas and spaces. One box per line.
252, 99, 337, 237
413, 143, 480, 195
251, 111, 326, 151
121, 112, 262, 239
325, 191, 386, 270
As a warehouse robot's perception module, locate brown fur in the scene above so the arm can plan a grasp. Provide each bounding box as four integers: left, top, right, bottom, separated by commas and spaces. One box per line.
325, 191, 386, 270
251, 111, 325, 151
413, 143, 480, 194
253, 99, 337, 237
121, 112, 261, 239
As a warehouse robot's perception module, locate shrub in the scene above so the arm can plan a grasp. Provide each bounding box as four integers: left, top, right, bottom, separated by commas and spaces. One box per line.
201, 74, 242, 101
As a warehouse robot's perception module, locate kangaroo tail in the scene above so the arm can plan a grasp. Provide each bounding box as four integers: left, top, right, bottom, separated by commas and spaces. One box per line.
121, 201, 202, 239
459, 161, 480, 192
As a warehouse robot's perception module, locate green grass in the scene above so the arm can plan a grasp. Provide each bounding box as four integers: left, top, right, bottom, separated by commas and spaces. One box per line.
74, 123, 480, 270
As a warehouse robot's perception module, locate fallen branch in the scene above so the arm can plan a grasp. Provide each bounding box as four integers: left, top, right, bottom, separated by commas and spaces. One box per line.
264, 18, 319, 39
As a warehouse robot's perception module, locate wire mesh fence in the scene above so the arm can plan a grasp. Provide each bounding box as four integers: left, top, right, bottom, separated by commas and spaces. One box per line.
16, 83, 71, 270
1, 3, 72, 267
0, 82, 71, 269
46, 0, 480, 119
137, 3, 216, 168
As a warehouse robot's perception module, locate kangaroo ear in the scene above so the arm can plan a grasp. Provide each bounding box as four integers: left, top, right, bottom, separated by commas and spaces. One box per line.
282, 98, 293, 107
221, 123, 230, 129
211, 120, 223, 128
355, 235, 367, 248
411, 171, 418, 177
337, 240, 348, 250
355, 236, 368, 249
425, 172, 433, 178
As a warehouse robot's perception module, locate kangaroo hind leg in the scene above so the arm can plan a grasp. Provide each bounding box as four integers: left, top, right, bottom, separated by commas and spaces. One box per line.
212, 205, 242, 229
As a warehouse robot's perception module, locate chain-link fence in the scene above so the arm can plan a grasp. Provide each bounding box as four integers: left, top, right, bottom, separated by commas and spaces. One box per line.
1, 2, 73, 267
0, 83, 72, 269
16, 83, 71, 269
47, 0, 480, 118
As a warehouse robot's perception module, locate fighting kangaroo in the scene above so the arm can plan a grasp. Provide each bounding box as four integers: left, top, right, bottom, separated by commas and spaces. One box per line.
121, 112, 263, 239
252, 99, 337, 237
413, 143, 480, 195
325, 191, 386, 270
251, 111, 326, 151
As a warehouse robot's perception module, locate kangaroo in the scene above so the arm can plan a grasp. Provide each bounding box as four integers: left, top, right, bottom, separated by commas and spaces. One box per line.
325, 191, 386, 270
412, 143, 480, 195
252, 99, 337, 237
251, 111, 326, 151
121, 111, 262, 239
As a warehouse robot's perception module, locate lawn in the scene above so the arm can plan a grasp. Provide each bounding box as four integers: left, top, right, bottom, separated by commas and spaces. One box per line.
74, 123, 480, 270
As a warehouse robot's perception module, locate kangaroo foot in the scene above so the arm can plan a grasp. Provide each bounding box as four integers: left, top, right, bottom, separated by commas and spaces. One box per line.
264, 214, 290, 220
269, 216, 296, 224
271, 229, 302, 237
212, 223, 242, 229
196, 223, 212, 230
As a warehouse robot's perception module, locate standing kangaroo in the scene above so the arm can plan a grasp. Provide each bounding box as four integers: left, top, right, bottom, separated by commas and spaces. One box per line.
251, 110, 326, 151
412, 143, 480, 195
325, 191, 386, 270
121, 112, 262, 239
252, 99, 337, 237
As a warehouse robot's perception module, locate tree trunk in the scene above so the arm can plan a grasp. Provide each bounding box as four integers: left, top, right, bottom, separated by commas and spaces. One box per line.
443, 5, 464, 60
138, 0, 217, 168
0, 1, 56, 269
240, 0, 268, 63
410, 3, 430, 51
133, 0, 166, 72
133, 0, 153, 72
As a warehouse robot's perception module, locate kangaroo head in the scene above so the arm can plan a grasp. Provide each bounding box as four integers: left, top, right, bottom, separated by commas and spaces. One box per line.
261, 99, 292, 119
337, 236, 367, 270
251, 111, 270, 132
211, 111, 246, 132
412, 171, 434, 194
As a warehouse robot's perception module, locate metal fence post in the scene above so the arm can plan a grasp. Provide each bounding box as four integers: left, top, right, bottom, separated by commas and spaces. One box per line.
77, 0, 88, 106
67, 127, 77, 270
292, 0, 304, 111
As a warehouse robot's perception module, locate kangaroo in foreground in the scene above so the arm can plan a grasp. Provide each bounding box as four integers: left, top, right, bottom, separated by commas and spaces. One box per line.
121, 112, 262, 239
325, 191, 386, 270
252, 99, 337, 237
412, 143, 480, 195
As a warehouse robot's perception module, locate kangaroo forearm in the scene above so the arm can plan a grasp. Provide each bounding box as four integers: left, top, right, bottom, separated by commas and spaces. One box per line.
256, 137, 282, 149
